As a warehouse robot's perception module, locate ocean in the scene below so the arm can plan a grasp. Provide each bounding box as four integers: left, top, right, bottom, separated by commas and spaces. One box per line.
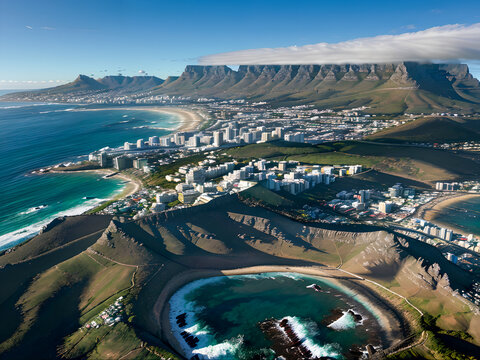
169, 273, 383, 360
0, 98, 179, 250
433, 196, 480, 236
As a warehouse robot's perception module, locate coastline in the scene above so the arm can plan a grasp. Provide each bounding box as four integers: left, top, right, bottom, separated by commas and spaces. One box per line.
72, 106, 205, 132
48, 168, 142, 210
5, 104, 196, 248
153, 265, 407, 359
422, 192, 480, 235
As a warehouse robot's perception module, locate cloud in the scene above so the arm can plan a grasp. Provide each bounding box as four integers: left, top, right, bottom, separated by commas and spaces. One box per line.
25, 25, 33, 30
40, 26, 55, 31
138, 70, 146, 74
199, 23, 480, 65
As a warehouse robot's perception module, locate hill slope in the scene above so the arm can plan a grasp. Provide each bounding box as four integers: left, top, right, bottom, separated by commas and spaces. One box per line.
367, 116, 480, 143
2, 75, 164, 98
224, 140, 480, 183
0, 195, 479, 358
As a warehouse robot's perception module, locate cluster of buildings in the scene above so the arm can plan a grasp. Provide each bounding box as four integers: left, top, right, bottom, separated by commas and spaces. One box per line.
410, 219, 454, 241
326, 183, 417, 222
85, 296, 124, 329
263, 162, 356, 195
435, 182, 462, 191
85, 99, 411, 171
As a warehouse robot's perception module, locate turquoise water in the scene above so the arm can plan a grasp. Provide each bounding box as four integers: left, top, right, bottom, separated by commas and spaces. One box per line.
0, 101, 178, 250
169, 273, 383, 359
434, 196, 480, 236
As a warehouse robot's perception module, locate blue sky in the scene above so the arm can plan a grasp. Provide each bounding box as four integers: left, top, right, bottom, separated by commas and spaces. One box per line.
1, 0, 480, 89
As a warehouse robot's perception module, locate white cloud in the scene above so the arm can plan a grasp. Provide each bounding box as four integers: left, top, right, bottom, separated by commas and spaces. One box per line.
25, 25, 33, 30
40, 26, 56, 31
199, 23, 480, 65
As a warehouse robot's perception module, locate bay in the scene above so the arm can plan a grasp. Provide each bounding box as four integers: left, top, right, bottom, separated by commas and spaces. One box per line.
0, 101, 178, 250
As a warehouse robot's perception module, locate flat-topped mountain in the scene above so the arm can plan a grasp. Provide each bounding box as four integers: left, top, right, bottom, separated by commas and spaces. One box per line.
3, 63, 480, 113
155, 62, 480, 113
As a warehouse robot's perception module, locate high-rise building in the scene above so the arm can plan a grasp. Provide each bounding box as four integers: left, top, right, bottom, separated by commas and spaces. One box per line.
188, 135, 200, 148
213, 131, 223, 147
278, 161, 287, 172
174, 133, 185, 145
133, 158, 148, 169
136, 139, 145, 149
379, 201, 393, 214
149, 136, 160, 146
113, 155, 132, 170
124, 142, 135, 150
186, 167, 206, 185
242, 132, 254, 144
225, 127, 234, 141
359, 190, 370, 203
274, 127, 284, 139
99, 152, 108, 168
161, 137, 172, 147
261, 132, 272, 142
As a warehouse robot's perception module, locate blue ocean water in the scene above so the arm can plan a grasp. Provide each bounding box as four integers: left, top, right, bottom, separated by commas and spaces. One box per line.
433, 196, 480, 236
0, 100, 178, 250
169, 273, 383, 359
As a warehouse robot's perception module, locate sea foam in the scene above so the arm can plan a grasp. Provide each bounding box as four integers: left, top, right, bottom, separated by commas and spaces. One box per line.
0, 198, 108, 251
327, 310, 362, 330
169, 276, 243, 359
282, 316, 342, 359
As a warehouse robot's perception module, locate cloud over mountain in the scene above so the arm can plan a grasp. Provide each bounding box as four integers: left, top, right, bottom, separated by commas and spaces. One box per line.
199, 23, 480, 65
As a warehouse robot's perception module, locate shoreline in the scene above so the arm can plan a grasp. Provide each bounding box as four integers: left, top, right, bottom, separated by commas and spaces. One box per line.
72, 105, 205, 132
153, 265, 407, 359
48, 168, 142, 210
422, 192, 480, 236
0, 169, 140, 251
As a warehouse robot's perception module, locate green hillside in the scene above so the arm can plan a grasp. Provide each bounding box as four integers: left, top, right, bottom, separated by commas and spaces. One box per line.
226, 140, 480, 183
1, 192, 479, 358
368, 116, 480, 143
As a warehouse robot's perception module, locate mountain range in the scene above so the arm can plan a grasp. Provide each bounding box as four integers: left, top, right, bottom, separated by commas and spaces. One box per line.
3, 62, 480, 114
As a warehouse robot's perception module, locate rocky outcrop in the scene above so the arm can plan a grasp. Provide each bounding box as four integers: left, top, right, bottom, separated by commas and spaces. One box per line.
39, 216, 66, 234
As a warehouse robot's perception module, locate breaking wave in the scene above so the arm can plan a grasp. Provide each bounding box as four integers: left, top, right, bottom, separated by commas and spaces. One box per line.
169, 276, 243, 359
327, 310, 363, 330
283, 316, 342, 359
0, 197, 108, 251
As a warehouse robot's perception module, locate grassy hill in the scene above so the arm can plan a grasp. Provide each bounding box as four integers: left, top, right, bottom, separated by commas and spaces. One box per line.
0, 194, 479, 359
367, 116, 480, 143
226, 140, 480, 184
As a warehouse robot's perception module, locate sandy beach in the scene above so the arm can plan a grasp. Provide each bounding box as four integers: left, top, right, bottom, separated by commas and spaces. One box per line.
73, 106, 206, 132
48, 168, 142, 208
153, 265, 407, 358
75, 169, 142, 198
421, 192, 480, 235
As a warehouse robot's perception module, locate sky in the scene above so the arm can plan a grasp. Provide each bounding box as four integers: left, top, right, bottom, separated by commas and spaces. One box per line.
1, 0, 480, 89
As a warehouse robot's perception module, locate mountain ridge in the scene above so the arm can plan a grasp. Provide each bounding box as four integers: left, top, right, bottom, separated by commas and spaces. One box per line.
3, 62, 480, 113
